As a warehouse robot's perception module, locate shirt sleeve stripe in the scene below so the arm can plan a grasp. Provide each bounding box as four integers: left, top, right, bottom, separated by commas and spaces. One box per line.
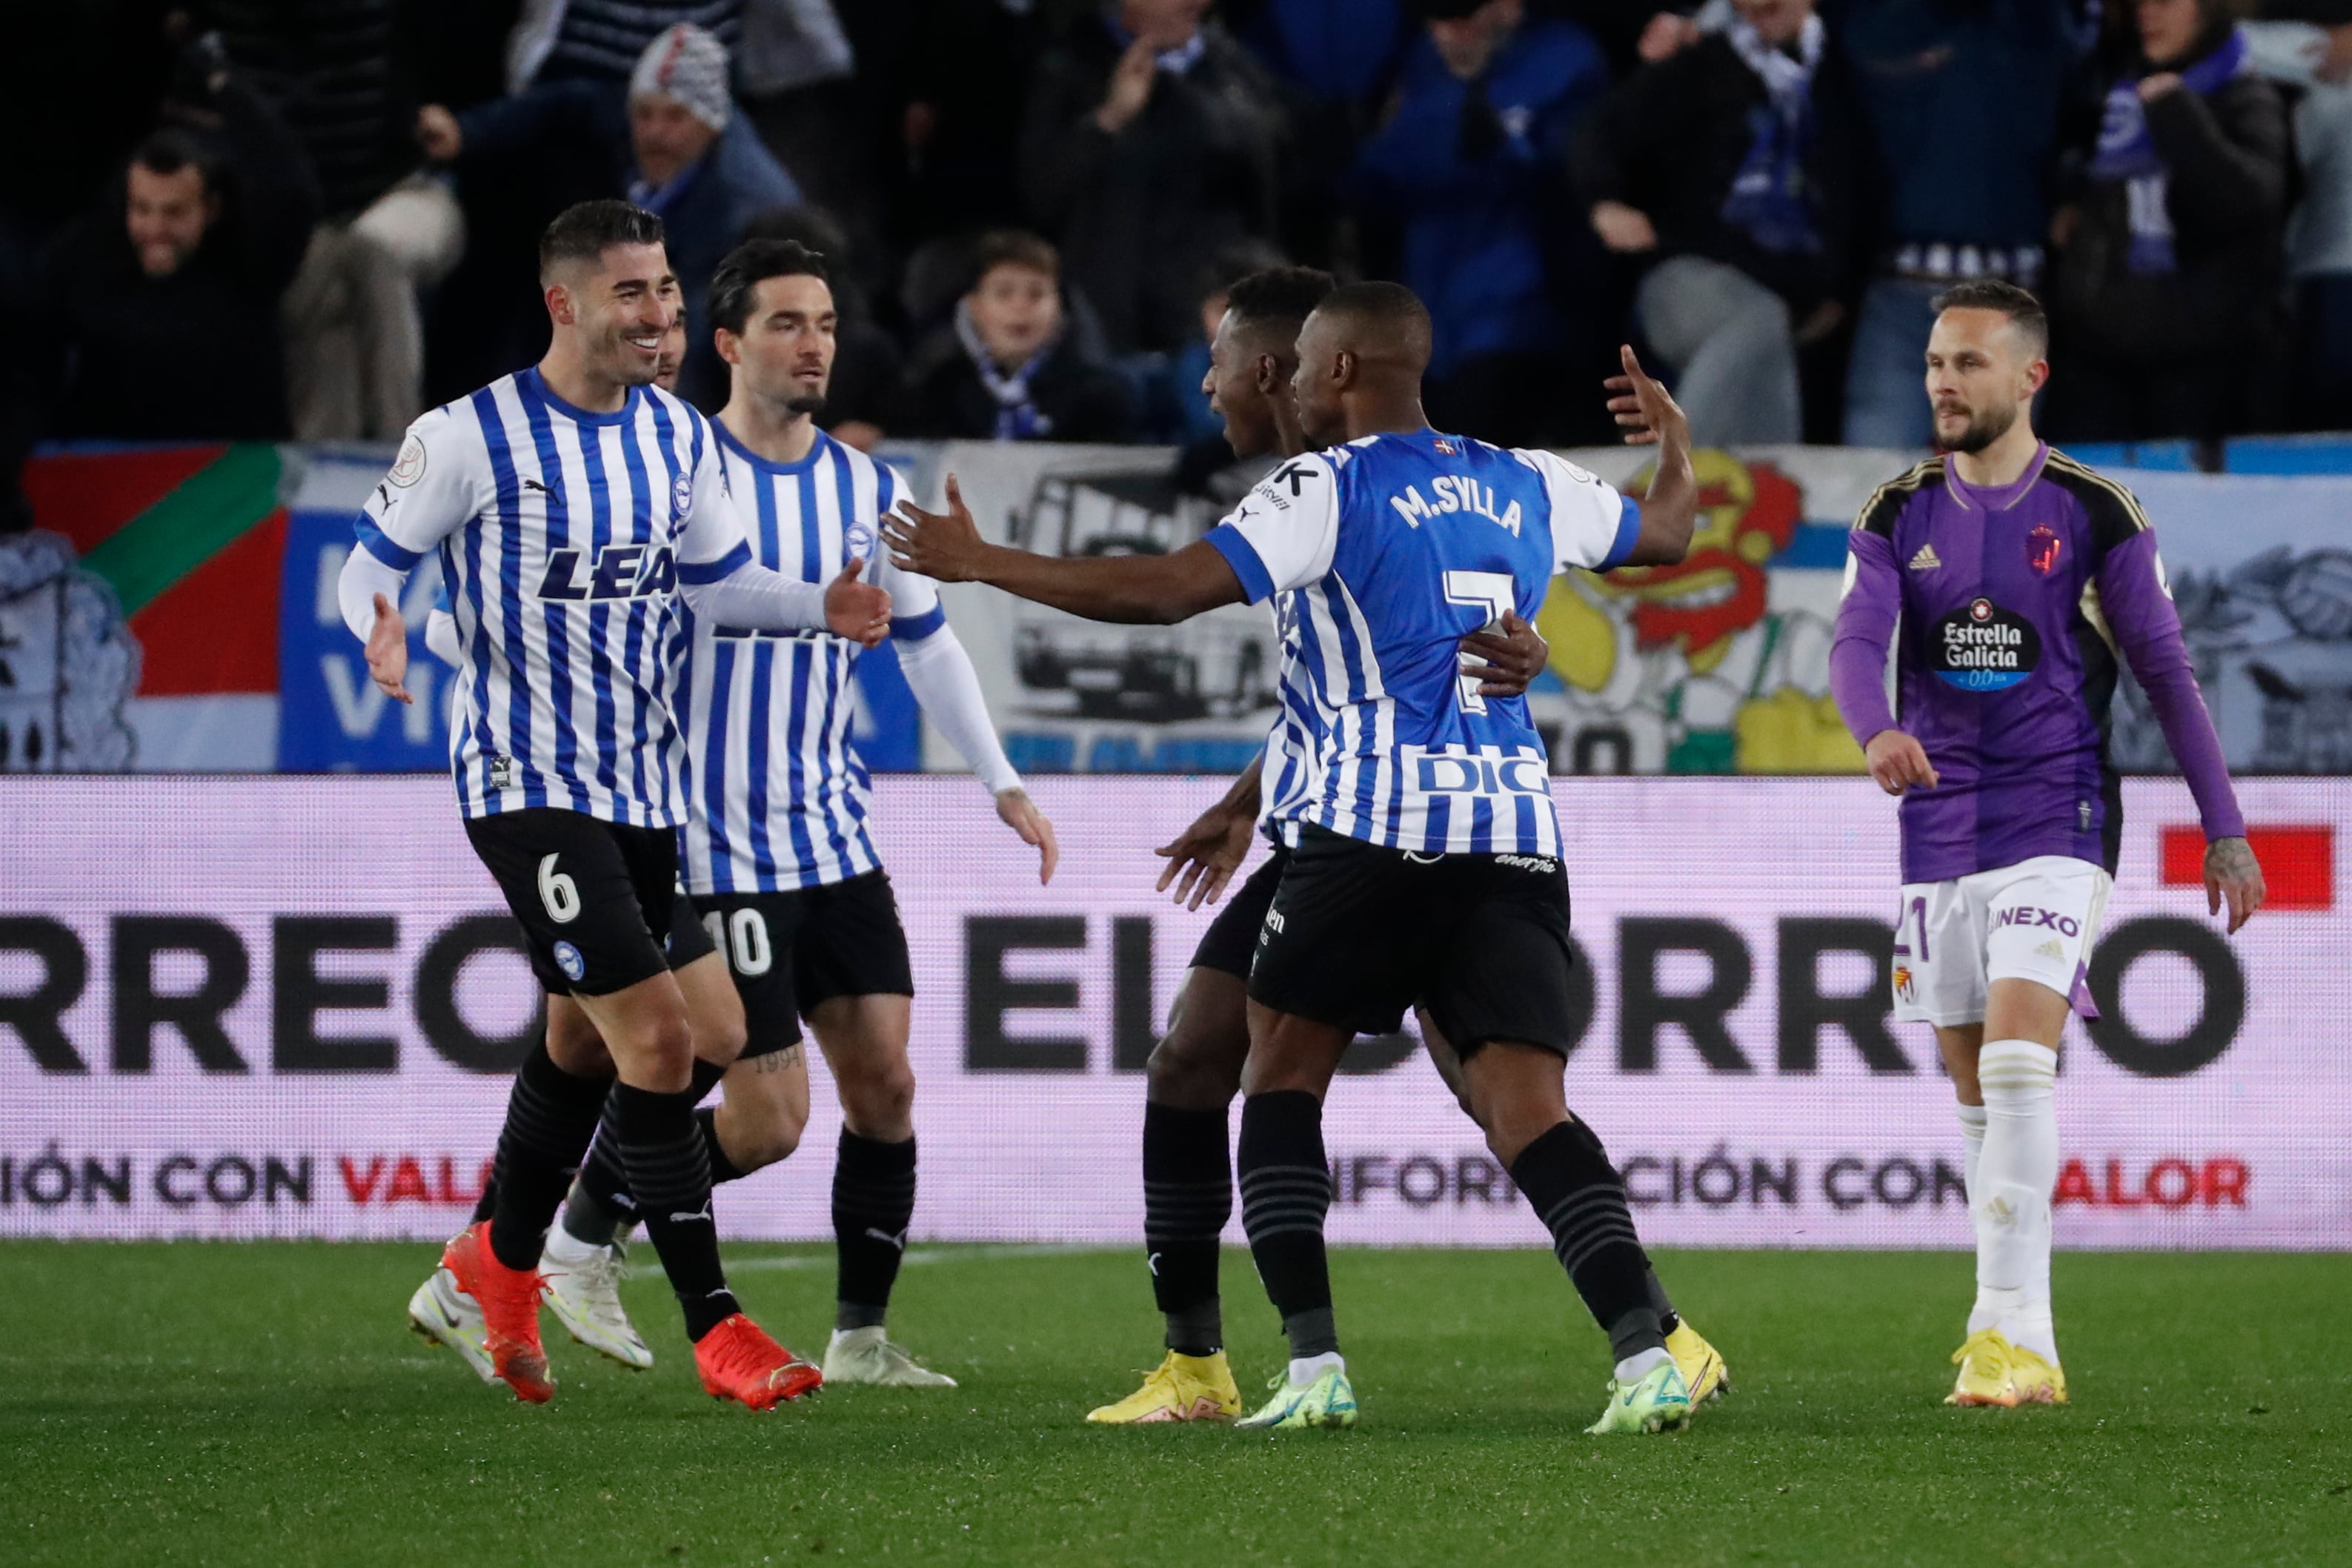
891, 603, 947, 641
678, 538, 751, 584
355, 515, 423, 571
1205, 524, 1275, 603
1599, 494, 1643, 570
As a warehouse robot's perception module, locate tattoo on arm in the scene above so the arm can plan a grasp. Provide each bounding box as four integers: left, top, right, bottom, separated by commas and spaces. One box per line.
2206, 837, 2257, 881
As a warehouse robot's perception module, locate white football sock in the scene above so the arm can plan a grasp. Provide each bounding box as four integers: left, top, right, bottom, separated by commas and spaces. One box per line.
1973, 1040, 2059, 1351
1956, 1102, 1987, 1206
1615, 1346, 1672, 1385
1288, 1352, 1343, 1389
545, 1220, 600, 1262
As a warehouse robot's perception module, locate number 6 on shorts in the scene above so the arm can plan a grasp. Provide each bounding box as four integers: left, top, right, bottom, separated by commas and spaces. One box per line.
537, 853, 582, 924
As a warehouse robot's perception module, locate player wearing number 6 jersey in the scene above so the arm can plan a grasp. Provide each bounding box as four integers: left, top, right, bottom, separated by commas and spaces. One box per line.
1829, 281, 2265, 1409
345, 201, 890, 1410
888, 282, 1721, 1436
488, 238, 1053, 1390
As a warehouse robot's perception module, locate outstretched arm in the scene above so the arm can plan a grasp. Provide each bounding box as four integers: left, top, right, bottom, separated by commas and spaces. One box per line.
2097, 529, 2263, 931
892, 619, 1058, 882
1606, 345, 1698, 568
884, 475, 1248, 625
1156, 754, 1265, 910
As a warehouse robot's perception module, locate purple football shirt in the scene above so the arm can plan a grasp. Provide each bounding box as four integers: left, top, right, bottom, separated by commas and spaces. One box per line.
1829, 445, 2245, 885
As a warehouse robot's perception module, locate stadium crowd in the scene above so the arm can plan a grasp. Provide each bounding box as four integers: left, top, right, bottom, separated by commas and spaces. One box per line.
7, 0, 2352, 513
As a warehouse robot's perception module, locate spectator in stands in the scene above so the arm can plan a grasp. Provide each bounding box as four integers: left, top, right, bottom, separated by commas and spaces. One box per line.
202, 0, 464, 442
39, 56, 318, 440
1018, 0, 1288, 356
2246, 4, 2352, 428
2047, 0, 2289, 442
1835, 0, 2078, 448
512, 0, 747, 89
1572, 0, 1853, 446
418, 24, 802, 407
1350, 0, 1608, 450
903, 230, 1137, 442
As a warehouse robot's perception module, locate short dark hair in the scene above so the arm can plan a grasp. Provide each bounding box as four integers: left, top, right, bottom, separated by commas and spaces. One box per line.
129, 129, 219, 195
708, 238, 831, 335
971, 230, 1060, 287
1933, 279, 2049, 358
539, 199, 665, 280
1223, 266, 1336, 333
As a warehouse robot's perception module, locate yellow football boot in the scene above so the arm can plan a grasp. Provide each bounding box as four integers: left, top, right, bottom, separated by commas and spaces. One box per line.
1666, 1320, 1729, 1406
1948, 1327, 2037, 1406
2005, 1343, 2068, 1406
1086, 1349, 1243, 1424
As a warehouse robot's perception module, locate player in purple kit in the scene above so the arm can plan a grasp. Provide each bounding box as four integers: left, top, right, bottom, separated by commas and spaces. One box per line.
1830, 281, 2266, 1408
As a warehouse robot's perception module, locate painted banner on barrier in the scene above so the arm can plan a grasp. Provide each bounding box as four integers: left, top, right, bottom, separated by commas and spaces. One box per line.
1, 776, 2343, 1249
898, 444, 2352, 780
20, 441, 2352, 775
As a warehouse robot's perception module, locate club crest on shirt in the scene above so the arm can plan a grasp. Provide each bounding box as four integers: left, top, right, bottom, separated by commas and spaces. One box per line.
389, 435, 428, 488
671, 474, 694, 521
1933, 596, 2041, 691
844, 522, 877, 562
2026, 525, 2062, 577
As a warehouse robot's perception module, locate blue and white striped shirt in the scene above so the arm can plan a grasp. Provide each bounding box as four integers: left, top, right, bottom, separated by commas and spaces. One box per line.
677, 426, 946, 893
354, 368, 754, 826
1207, 430, 1641, 856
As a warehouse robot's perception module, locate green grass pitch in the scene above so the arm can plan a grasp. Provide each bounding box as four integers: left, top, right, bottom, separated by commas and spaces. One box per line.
3, 1242, 2348, 1567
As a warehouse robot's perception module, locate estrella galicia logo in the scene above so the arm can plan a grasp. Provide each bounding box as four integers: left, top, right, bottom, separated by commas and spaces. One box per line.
554, 941, 586, 983
1934, 597, 2040, 691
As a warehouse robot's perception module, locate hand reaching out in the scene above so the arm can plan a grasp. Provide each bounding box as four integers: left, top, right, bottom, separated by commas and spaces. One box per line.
1155, 797, 1257, 911
823, 557, 892, 647
997, 787, 1060, 885
884, 474, 994, 583
1606, 344, 1687, 448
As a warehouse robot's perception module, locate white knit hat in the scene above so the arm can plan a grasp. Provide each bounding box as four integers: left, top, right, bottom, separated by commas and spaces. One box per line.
629, 23, 732, 133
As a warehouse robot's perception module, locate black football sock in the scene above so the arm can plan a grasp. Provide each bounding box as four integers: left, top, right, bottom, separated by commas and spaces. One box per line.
1510, 1118, 1665, 1361
607, 1082, 738, 1341
1238, 1090, 1337, 1361
832, 1130, 917, 1332
1143, 1100, 1231, 1356
485, 1043, 611, 1271
471, 1152, 503, 1225
1647, 1268, 1681, 1338
562, 1059, 728, 1246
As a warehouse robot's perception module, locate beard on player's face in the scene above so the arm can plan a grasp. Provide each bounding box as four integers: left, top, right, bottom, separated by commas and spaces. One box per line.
1940, 396, 2018, 454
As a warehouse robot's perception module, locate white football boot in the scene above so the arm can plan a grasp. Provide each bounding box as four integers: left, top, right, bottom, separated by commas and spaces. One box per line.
822, 1326, 958, 1386
406, 1263, 496, 1383
538, 1227, 654, 1370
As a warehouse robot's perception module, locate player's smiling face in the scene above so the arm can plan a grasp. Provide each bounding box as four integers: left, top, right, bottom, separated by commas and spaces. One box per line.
1924, 308, 2043, 456
726, 272, 837, 414
556, 240, 680, 389
1203, 309, 1282, 461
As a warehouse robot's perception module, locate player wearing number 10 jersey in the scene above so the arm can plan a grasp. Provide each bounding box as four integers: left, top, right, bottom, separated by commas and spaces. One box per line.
887, 282, 1722, 1435
344, 201, 889, 1409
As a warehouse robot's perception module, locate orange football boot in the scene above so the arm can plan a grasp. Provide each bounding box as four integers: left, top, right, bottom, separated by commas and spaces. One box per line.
694, 1313, 824, 1409
441, 1220, 555, 1403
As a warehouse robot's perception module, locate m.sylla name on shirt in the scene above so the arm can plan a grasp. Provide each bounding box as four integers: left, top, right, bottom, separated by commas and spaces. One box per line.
1390, 476, 1523, 536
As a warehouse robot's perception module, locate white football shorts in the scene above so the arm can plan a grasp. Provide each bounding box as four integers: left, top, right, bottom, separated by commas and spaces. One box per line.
1891, 854, 2113, 1027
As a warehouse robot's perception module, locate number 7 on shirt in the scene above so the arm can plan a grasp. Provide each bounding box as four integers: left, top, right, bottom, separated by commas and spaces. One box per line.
1444, 569, 1515, 714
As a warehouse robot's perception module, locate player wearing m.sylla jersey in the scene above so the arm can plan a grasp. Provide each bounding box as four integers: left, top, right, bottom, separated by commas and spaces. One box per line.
344, 200, 888, 1411
888, 282, 1721, 1437
1830, 280, 2265, 1409
1086, 268, 1725, 1427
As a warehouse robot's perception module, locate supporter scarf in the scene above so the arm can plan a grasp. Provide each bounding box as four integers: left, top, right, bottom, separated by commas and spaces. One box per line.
955, 300, 1056, 441
2088, 26, 2250, 274
1718, 11, 1826, 256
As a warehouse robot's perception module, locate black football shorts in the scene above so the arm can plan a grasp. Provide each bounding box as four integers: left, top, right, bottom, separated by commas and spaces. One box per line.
691, 870, 915, 1058
1248, 825, 1581, 1060
1188, 845, 1289, 980
465, 808, 683, 997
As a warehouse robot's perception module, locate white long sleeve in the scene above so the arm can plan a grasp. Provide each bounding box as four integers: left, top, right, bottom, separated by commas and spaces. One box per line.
339, 544, 410, 642
425, 606, 461, 666
893, 623, 1021, 795
679, 554, 837, 632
